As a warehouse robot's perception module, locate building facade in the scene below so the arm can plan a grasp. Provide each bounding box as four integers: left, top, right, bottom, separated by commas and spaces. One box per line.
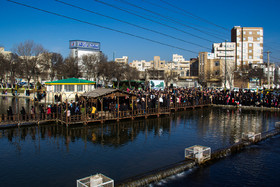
115, 56, 128, 64
69, 40, 101, 66
231, 26, 263, 68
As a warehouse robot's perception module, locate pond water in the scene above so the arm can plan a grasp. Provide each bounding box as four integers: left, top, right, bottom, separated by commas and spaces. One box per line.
0, 107, 279, 186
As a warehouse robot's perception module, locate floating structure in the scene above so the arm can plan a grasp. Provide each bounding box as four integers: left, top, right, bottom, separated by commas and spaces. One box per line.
242, 132, 261, 142
185, 145, 211, 164
275, 122, 280, 128
116, 128, 280, 187
77, 173, 114, 187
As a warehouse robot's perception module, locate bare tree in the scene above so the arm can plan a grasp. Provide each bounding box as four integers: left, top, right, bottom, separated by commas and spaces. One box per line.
12, 40, 47, 88
40, 52, 63, 81
4, 53, 22, 88
164, 70, 177, 88
0, 53, 7, 85
112, 62, 125, 88
81, 53, 107, 81
124, 64, 140, 88
61, 56, 81, 78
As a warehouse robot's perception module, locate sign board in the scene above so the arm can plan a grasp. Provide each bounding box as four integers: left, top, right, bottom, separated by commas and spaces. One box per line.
69, 40, 100, 51
150, 80, 165, 90
207, 53, 215, 59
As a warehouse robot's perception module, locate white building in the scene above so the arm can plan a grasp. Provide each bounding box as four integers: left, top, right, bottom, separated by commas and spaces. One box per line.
115, 56, 128, 64
129, 60, 151, 71
231, 26, 263, 68
212, 42, 235, 61
172, 54, 185, 62
69, 40, 101, 66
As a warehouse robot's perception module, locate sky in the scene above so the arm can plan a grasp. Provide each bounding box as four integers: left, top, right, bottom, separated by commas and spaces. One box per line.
1, 0, 280, 63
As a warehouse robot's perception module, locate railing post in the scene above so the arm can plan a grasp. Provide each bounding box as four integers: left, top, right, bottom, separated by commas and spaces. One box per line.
66, 99, 68, 125
117, 95, 119, 122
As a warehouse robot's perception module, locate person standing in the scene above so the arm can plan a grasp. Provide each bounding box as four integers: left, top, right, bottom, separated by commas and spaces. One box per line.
20, 107, 26, 120
7, 106, 13, 120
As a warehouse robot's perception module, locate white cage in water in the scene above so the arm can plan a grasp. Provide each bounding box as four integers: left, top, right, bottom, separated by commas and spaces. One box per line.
77, 173, 114, 187
275, 122, 280, 129
242, 132, 261, 142
185, 145, 211, 164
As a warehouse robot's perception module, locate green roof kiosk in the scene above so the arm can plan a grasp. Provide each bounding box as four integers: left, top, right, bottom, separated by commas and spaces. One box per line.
45, 78, 96, 102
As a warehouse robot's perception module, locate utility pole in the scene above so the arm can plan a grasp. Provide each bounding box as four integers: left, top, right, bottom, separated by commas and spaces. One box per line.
224, 40, 227, 89
267, 51, 271, 89
113, 51, 115, 61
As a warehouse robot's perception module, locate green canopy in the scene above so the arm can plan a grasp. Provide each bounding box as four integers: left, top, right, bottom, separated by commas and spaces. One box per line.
45, 78, 96, 85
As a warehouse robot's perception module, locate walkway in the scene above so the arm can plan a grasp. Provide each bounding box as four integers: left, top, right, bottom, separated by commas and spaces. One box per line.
0, 102, 210, 128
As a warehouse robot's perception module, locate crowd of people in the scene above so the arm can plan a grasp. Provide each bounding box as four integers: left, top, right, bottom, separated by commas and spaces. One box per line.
4, 87, 280, 121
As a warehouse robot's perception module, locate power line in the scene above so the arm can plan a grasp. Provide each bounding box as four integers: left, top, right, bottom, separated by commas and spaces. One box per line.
114, 0, 226, 41
55, 0, 210, 50
159, 0, 229, 31
93, 0, 214, 43
7, 0, 199, 54
140, 0, 228, 38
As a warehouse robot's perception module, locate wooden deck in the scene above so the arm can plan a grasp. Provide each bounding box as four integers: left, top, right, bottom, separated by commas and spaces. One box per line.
0, 103, 210, 128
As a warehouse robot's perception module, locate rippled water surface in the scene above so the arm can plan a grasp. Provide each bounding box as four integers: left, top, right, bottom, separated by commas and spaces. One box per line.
0, 107, 279, 186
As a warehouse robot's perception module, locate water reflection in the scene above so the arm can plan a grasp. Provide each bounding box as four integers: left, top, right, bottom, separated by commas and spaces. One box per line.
1, 107, 277, 153
0, 107, 279, 187
0, 96, 33, 114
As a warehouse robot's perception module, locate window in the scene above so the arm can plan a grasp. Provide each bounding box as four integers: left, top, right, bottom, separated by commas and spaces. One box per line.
243, 37, 246, 41
65, 85, 74, 92
249, 56, 252, 59
181, 71, 184, 76
248, 37, 253, 41
249, 31, 252, 35
249, 50, 252, 53
215, 61, 220, 66
249, 43, 252, 47
257, 38, 260, 41
77, 85, 84, 92
187, 70, 190, 76
257, 31, 260, 35
54, 85, 62, 92
243, 31, 246, 34
215, 70, 220, 75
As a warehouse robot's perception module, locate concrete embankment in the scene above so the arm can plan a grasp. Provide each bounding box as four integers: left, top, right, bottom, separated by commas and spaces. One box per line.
116, 128, 280, 187
212, 104, 280, 112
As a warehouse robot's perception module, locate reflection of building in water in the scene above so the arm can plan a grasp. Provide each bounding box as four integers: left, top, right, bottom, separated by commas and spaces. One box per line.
0, 117, 171, 150
0, 108, 273, 150
195, 108, 270, 144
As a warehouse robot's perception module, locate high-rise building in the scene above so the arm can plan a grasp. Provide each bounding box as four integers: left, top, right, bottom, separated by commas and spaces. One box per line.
231, 26, 263, 68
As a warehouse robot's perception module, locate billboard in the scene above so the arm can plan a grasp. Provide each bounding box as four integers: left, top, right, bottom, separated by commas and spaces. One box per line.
69, 40, 100, 51
150, 80, 165, 90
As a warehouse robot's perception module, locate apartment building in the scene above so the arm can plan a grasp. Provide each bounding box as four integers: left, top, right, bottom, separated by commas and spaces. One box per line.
0, 47, 11, 56
129, 60, 151, 71
231, 26, 263, 68
199, 52, 225, 87
115, 56, 128, 64
170, 54, 190, 78
212, 42, 235, 61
